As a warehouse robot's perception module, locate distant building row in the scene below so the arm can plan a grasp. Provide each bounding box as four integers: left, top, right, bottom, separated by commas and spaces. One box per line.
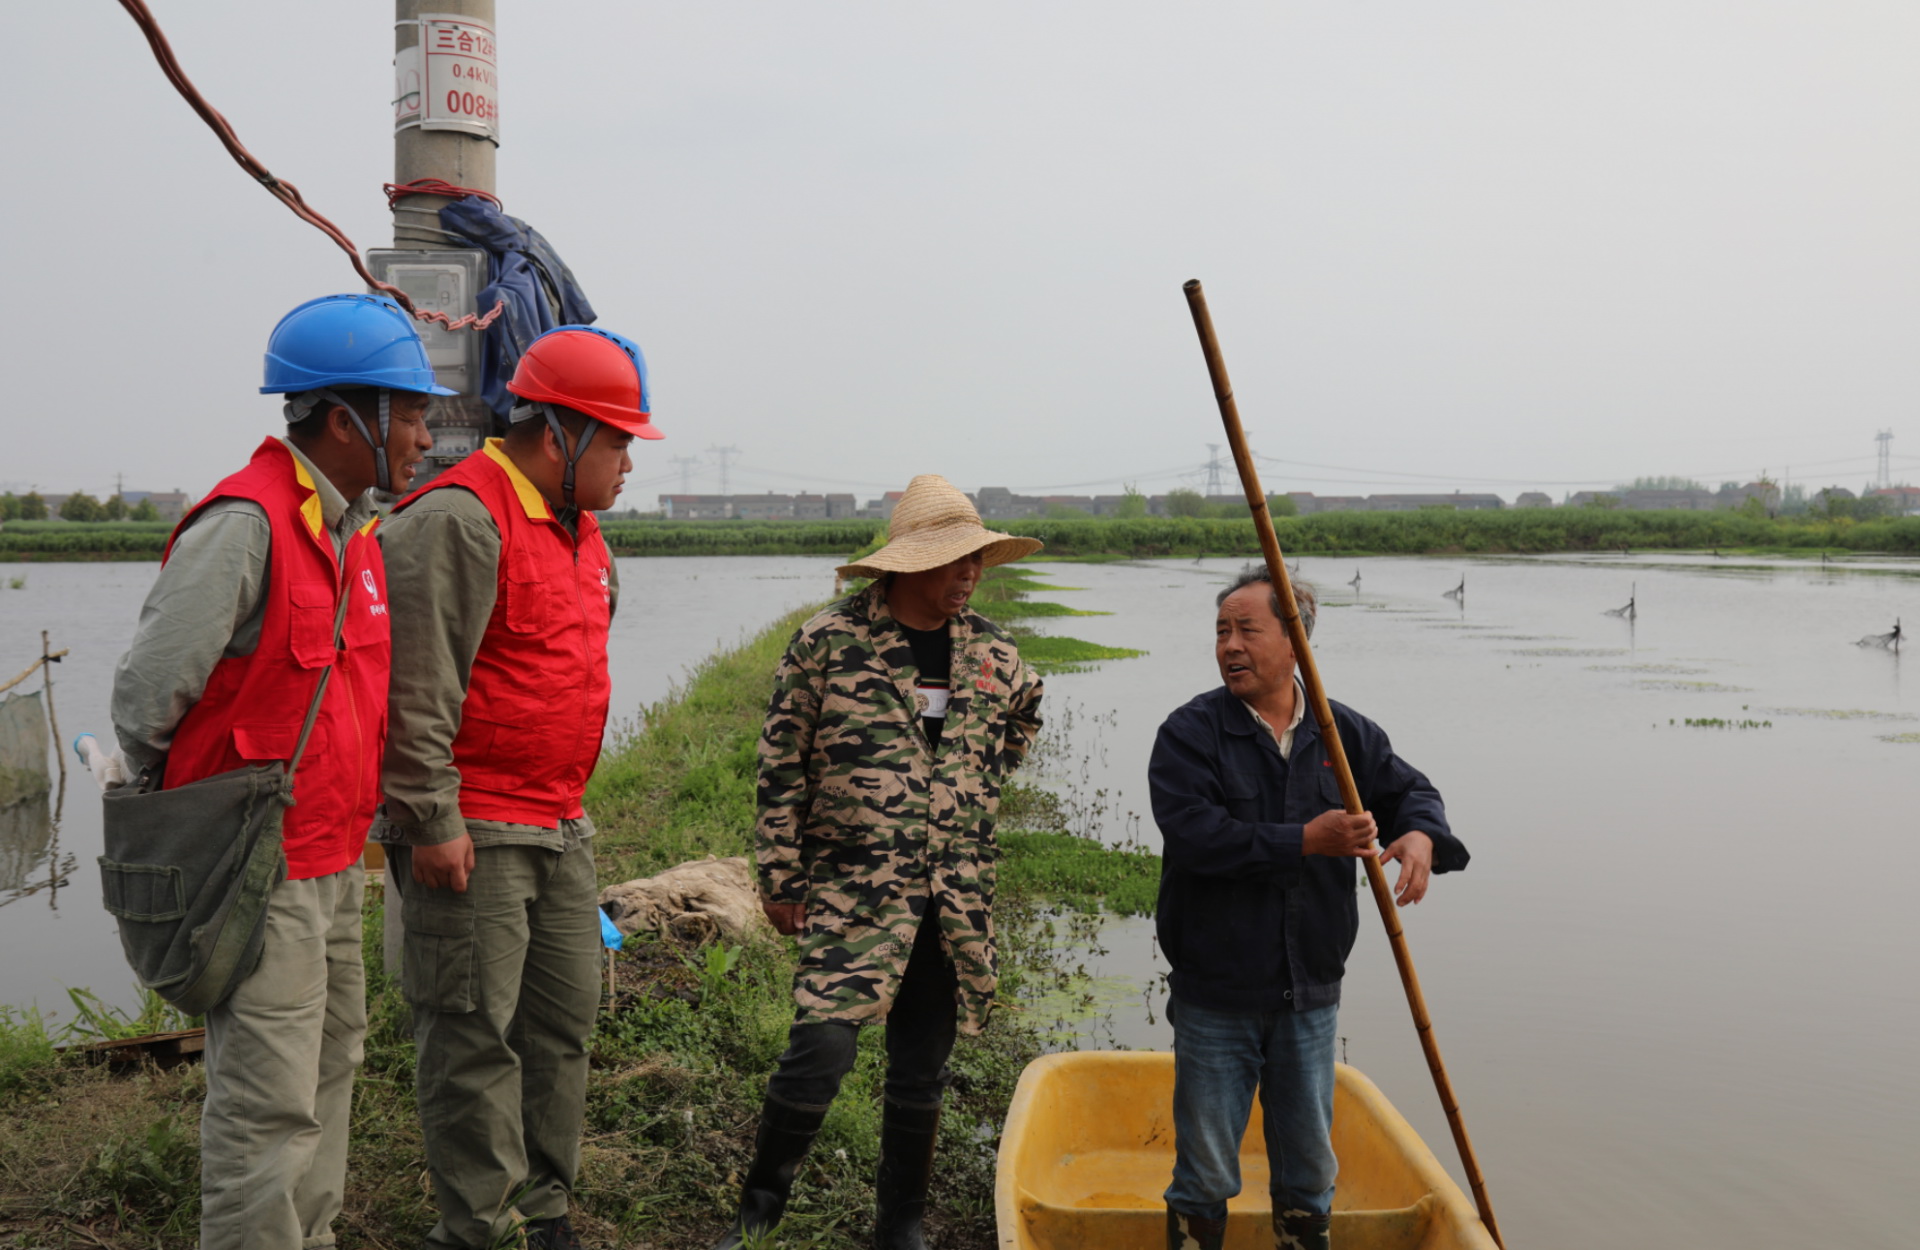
656, 483, 1920, 520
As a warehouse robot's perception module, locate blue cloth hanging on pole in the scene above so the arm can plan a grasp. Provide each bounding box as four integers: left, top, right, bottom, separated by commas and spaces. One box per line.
438, 196, 599, 421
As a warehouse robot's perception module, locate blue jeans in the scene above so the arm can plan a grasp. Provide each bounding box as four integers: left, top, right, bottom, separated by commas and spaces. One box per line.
1164, 995, 1339, 1222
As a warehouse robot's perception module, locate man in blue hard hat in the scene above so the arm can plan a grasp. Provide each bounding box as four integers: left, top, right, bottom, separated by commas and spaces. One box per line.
109, 293, 448, 1250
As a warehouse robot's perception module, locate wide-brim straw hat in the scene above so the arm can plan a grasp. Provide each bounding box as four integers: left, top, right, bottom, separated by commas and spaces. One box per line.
837, 474, 1043, 578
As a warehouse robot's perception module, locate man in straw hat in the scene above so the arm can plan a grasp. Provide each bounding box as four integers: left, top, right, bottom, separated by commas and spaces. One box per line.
712, 474, 1045, 1250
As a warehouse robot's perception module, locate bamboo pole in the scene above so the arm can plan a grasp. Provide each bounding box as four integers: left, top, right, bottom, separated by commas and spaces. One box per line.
0, 649, 68, 698
1181, 280, 1505, 1248
40, 633, 65, 796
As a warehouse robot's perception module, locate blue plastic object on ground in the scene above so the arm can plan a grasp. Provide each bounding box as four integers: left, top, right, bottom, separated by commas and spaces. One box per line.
260, 293, 457, 396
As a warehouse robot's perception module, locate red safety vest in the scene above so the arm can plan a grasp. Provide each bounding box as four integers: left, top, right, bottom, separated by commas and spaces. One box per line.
161, 438, 390, 880
395, 441, 613, 826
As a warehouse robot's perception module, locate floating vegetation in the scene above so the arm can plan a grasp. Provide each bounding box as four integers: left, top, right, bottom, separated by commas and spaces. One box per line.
987, 600, 1111, 620
997, 831, 1159, 917
1639, 680, 1753, 693
1016, 636, 1148, 674
1425, 624, 1504, 631
1481, 634, 1568, 641
1589, 663, 1710, 675
1672, 717, 1771, 730
1877, 732, 1920, 744
1759, 706, 1918, 723
1504, 647, 1630, 658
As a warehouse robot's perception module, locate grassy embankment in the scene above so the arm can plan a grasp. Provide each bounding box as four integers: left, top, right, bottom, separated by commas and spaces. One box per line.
9, 510, 1920, 563
0, 570, 1154, 1250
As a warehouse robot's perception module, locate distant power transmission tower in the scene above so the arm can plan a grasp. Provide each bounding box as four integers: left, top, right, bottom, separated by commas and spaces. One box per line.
1204, 443, 1226, 495
708, 445, 743, 496
1877, 429, 1893, 490
669, 455, 700, 494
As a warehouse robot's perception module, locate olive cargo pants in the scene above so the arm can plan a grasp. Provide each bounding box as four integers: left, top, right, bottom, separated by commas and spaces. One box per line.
390, 840, 601, 1249
200, 864, 366, 1250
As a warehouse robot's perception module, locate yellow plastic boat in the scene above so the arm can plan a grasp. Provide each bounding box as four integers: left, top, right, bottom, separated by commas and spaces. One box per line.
995, 1051, 1498, 1250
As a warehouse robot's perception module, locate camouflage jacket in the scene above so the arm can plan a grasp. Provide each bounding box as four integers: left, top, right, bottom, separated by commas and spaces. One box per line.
757, 580, 1043, 1035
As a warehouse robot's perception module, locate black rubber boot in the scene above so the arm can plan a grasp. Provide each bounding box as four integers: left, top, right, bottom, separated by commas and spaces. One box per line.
872, 1098, 941, 1250
1165, 1205, 1228, 1250
1274, 1207, 1332, 1250
524, 1213, 585, 1250
711, 1095, 829, 1250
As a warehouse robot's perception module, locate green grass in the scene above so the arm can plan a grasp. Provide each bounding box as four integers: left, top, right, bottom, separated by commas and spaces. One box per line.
0, 1006, 58, 1099
14, 510, 1920, 561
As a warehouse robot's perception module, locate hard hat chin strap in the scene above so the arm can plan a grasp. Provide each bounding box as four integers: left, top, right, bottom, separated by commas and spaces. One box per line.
315, 388, 392, 494
543, 406, 599, 507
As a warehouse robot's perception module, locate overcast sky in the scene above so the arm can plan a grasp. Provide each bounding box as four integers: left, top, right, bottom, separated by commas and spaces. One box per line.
4, 2, 1917, 504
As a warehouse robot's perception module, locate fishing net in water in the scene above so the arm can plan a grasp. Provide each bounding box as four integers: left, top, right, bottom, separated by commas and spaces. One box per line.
0, 692, 54, 893
1856, 621, 1903, 649
0, 692, 51, 807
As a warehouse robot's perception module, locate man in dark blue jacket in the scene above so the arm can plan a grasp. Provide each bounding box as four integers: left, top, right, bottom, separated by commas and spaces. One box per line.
1149, 568, 1469, 1250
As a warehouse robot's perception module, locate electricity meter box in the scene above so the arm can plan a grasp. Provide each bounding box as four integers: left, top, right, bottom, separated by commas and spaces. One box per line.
366, 249, 487, 396
366, 249, 492, 464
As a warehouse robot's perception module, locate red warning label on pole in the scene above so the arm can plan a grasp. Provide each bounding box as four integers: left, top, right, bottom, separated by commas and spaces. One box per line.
394, 14, 498, 143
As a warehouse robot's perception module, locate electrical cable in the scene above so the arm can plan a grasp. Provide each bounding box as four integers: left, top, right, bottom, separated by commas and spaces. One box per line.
384, 179, 502, 210
114, 0, 502, 333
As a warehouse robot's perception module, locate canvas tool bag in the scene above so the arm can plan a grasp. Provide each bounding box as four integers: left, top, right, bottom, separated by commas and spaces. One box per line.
97, 589, 348, 1015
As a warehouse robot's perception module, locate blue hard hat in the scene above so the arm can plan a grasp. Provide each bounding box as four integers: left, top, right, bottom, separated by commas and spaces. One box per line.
260, 293, 458, 396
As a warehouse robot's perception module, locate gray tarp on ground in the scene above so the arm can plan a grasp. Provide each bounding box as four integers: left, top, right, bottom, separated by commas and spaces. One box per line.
599, 856, 770, 945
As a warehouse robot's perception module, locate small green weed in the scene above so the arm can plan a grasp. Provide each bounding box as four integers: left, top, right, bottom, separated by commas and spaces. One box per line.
0, 1004, 59, 1096
63, 986, 201, 1042
74, 1112, 201, 1232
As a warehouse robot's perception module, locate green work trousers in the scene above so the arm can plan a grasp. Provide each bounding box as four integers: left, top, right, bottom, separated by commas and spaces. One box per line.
392, 839, 602, 1248
200, 864, 367, 1250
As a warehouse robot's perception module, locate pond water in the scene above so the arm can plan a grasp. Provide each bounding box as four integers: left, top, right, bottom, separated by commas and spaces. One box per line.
1018, 554, 1918, 1250
0, 555, 840, 1019
3, 550, 1913, 1249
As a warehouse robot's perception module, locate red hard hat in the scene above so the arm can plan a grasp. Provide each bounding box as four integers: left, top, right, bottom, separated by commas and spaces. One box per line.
506, 326, 663, 439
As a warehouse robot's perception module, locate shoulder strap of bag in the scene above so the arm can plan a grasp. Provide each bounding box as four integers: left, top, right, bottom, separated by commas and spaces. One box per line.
285, 579, 353, 779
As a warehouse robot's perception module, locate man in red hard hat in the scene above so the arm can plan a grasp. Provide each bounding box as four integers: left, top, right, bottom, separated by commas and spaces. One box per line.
375, 326, 660, 1250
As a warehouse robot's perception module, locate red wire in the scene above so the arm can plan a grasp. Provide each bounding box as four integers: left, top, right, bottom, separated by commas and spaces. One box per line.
115, 0, 502, 333
385, 178, 503, 211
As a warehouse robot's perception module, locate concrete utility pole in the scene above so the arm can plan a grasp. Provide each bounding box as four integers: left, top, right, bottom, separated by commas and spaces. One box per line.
382, 0, 501, 477
1877, 429, 1894, 491
393, 0, 496, 247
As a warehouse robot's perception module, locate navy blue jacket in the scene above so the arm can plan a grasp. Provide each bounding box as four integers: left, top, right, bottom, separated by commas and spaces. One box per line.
1149, 686, 1467, 1014
438, 197, 599, 421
